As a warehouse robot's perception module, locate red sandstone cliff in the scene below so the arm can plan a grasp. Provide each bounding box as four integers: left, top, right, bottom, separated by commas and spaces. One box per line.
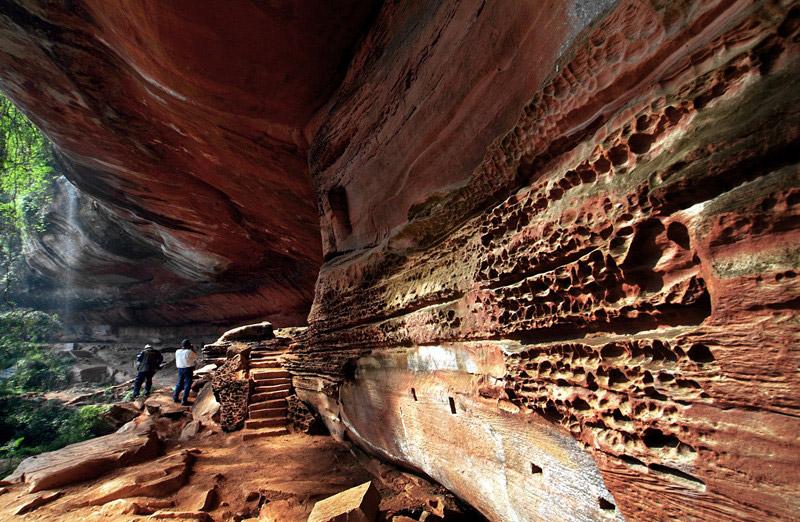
293, 1, 800, 520
1, 0, 799, 520
0, 0, 378, 326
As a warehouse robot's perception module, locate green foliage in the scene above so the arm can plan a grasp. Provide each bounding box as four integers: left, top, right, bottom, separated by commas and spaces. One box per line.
0, 309, 67, 394
6, 352, 70, 392
0, 399, 112, 475
0, 93, 52, 231
0, 95, 100, 475
0, 91, 55, 302
0, 309, 79, 473
57, 404, 113, 444
0, 309, 61, 370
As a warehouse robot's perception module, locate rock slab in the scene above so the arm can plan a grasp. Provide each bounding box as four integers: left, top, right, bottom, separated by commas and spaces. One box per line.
72, 449, 197, 507
12, 490, 64, 515
4, 417, 160, 492
307, 481, 380, 522
192, 383, 221, 425
219, 321, 275, 342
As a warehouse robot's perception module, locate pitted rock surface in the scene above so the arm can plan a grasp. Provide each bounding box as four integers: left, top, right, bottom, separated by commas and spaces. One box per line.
291, 1, 800, 521
211, 353, 250, 433
0, 1, 798, 521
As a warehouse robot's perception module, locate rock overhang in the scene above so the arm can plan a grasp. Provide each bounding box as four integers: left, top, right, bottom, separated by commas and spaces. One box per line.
0, 0, 380, 326
2, 2, 799, 520
0, 0, 623, 327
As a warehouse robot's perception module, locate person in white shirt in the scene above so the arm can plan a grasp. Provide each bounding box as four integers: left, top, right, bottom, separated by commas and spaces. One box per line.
173, 339, 198, 405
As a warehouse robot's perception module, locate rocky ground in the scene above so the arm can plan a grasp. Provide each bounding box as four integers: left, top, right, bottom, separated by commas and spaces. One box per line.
0, 387, 478, 522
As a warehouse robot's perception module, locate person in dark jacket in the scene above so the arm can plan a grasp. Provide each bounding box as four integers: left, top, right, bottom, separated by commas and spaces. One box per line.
132, 344, 164, 399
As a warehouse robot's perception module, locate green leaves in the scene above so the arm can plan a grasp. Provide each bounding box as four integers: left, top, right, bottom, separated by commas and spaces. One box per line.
0, 92, 53, 232
6, 352, 70, 392
0, 91, 56, 302
0, 311, 112, 475
0, 400, 114, 475
0, 309, 61, 369
0, 94, 86, 474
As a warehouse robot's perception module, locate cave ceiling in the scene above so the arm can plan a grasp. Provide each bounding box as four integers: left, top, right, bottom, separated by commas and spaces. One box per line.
0, 0, 378, 326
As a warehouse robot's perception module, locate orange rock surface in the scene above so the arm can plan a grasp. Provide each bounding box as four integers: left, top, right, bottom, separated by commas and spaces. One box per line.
292, 1, 800, 520
0, 1, 799, 520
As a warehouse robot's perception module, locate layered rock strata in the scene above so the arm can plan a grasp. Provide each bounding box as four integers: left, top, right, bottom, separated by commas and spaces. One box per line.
1, 0, 799, 520
0, 0, 379, 326
290, 1, 800, 520
5, 416, 160, 492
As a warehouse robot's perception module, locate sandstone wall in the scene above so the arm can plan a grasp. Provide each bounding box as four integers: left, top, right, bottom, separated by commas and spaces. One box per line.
1, 0, 798, 519
0, 0, 379, 326
292, 1, 800, 520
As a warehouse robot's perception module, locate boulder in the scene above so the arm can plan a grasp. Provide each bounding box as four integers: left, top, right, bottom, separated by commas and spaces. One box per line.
307, 481, 380, 522
74, 364, 112, 383
145, 394, 189, 419
101, 403, 142, 430
184, 482, 219, 512
4, 417, 160, 492
192, 383, 220, 424
201, 342, 230, 360
180, 420, 202, 441
72, 449, 197, 507
218, 321, 274, 342
193, 364, 218, 378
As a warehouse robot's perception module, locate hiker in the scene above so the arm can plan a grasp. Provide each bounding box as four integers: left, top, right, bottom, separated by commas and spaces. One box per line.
173, 339, 198, 405
132, 344, 164, 399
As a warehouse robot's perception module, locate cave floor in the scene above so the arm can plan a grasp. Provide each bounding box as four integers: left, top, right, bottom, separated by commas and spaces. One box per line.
185, 431, 375, 521
0, 430, 370, 521
0, 387, 465, 521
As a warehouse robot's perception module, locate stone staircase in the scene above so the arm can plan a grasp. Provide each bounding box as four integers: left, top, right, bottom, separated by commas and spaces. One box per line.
241, 347, 291, 441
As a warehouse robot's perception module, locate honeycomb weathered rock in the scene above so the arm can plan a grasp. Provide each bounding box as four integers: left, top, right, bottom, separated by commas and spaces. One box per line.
211, 354, 250, 433
294, 1, 800, 520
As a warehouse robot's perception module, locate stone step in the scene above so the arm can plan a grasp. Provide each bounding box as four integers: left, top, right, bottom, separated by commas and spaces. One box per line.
253, 378, 292, 387
245, 418, 286, 430
249, 360, 282, 369
251, 389, 291, 402
253, 383, 291, 394
242, 427, 289, 441
249, 407, 288, 419
251, 359, 284, 365
249, 398, 286, 411
251, 369, 290, 379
